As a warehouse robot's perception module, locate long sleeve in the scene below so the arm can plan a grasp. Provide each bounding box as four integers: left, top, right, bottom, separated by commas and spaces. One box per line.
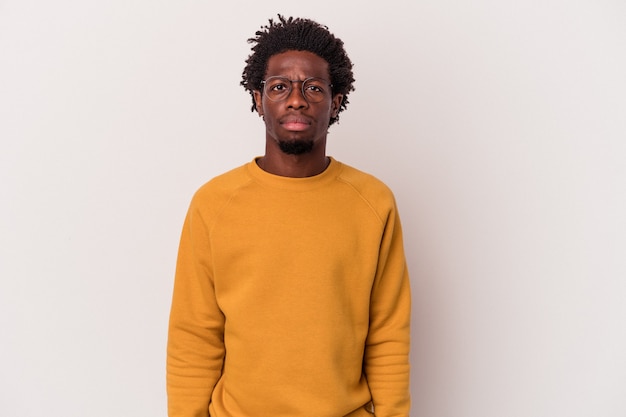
167, 203, 225, 417
364, 203, 411, 417
165, 159, 411, 417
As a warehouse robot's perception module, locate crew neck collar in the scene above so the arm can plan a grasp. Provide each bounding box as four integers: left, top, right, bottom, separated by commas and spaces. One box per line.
247, 156, 342, 191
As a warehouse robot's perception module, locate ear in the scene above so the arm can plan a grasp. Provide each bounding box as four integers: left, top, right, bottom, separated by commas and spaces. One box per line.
253, 90, 263, 116
331, 93, 343, 118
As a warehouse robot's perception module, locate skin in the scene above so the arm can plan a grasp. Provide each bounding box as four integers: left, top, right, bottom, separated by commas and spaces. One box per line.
253, 50, 344, 178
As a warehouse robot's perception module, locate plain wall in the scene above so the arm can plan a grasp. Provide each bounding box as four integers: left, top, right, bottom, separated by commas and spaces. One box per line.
1, 1, 625, 416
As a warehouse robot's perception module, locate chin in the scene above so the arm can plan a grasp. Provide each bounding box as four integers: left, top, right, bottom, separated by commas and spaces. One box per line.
278, 140, 314, 155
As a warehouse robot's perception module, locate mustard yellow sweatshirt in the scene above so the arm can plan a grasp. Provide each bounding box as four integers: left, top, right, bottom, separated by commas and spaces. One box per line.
167, 157, 411, 417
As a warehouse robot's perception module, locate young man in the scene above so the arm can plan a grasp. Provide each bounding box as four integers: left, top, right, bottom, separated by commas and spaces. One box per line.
167, 15, 411, 417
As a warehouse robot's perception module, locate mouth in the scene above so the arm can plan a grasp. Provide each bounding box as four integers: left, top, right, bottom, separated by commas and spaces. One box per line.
280, 116, 311, 132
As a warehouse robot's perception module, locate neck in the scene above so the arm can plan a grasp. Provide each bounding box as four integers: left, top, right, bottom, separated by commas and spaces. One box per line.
258, 143, 329, 178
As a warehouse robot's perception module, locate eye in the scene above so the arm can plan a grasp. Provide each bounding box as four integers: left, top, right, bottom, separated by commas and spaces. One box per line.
303, 78, 329, 96
305, 84, 323, 93
270, 82, 288, 92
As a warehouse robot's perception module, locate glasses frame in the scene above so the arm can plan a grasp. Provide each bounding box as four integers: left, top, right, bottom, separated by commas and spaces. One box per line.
260, 76, 334, 103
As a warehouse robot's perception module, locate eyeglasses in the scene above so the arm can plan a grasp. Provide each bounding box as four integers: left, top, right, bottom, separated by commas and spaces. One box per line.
260, 76, 333, 103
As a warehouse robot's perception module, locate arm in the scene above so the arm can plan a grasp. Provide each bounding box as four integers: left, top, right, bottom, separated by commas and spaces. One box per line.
364, 204, 411, 417
167, 203, 224, 417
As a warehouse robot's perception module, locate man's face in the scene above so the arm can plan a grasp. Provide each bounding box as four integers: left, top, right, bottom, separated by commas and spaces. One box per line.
253, 50, 343, 155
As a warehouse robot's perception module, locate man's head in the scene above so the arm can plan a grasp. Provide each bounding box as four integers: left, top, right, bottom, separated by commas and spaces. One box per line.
241, 15, 355, 127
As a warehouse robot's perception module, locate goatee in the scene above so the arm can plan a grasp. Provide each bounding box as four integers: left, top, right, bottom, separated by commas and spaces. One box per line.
278, 140, 314, 155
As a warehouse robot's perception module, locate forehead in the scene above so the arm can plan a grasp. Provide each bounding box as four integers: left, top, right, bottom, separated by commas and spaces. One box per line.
265, 50, 330, 79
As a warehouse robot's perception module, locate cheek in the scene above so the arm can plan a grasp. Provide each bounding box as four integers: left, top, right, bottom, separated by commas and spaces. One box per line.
261, 102, 275, 121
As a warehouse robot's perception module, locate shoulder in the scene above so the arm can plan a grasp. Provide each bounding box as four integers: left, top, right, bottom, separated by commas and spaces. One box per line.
195, 164, 251, 197
334, 161, 398, 218
336, 161, 397, 202
188, 163, 253, 216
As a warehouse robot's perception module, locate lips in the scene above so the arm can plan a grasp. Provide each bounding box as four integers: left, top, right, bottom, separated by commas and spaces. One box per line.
281, 116, 311, 131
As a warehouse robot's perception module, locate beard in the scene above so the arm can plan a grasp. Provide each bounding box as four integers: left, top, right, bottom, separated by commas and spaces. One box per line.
278, 139, 314, 155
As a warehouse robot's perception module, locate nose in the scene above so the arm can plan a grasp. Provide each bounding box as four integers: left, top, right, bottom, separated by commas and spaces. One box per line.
285, 81, 308, 108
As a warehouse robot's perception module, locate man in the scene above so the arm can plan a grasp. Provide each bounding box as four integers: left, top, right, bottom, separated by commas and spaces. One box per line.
167, 15, 411, 417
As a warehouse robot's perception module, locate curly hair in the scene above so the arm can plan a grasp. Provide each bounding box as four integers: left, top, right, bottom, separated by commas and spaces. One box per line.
241, 15, 355, 126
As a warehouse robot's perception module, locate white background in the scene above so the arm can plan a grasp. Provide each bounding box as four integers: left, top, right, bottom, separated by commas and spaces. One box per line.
1, 1, 625, 416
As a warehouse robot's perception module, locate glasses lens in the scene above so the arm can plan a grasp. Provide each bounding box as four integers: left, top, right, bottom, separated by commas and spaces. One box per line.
264, 77, 291, 101
263, 77, 330, 103
302, 78, 329, 103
